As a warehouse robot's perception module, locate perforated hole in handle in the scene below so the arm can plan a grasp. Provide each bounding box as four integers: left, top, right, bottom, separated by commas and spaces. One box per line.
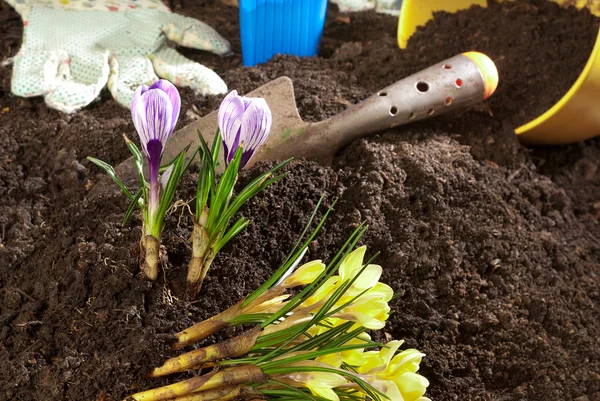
416, 81, 430, 93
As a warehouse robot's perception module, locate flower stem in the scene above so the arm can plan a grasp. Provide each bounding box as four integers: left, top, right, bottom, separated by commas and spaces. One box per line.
150, 327, 261, 377
126, 365, 267, 401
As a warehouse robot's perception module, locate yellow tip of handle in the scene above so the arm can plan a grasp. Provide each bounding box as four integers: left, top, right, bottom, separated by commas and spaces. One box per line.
463, 51, 499, 100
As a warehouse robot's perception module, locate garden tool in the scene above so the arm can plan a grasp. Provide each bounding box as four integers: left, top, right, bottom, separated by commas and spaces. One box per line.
105, 51, 498, 189
397, 0, 600, 145
5, 0, 231, 113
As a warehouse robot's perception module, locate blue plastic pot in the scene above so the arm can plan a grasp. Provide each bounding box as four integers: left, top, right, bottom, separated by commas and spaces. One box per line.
239, 0, 328, 67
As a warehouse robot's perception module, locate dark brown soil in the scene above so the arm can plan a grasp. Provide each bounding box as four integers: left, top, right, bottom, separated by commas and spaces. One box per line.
1, 1, 599, 401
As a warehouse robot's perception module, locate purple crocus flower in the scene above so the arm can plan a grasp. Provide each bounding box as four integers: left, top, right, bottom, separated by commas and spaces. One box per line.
218, 90, 272, 168
131, 80, 181, 214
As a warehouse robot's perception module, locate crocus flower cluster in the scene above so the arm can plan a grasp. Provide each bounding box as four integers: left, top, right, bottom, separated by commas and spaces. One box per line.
89, 82, 286, 284
131, 80, 182, 280
186, 90, 289, 299
127, 220, 430, 401
88, 79, 186, 280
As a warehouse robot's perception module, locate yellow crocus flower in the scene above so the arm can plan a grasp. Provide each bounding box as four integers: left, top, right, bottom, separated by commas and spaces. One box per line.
356, 341, 429, 401
301, 246, 391, 313
333, 283, 393, 330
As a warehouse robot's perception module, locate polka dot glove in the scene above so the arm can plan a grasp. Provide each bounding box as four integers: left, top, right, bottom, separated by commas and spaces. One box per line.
6, 0, 231, 113
330, 0, 401, 15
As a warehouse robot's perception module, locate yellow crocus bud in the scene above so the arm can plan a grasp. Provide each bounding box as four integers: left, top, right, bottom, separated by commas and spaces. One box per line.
394, 371, 430, 401
281, 260, 326, 288
334, 296, 391, 330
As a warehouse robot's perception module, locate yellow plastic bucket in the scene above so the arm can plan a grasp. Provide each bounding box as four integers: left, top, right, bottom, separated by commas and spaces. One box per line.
397, 0, 600, 145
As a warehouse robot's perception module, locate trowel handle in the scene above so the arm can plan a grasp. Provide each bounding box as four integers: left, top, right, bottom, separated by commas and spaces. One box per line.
301, 52, 498, 161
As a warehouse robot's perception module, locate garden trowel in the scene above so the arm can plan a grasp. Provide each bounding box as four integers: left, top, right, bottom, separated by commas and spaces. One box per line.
108, 51, 498, 187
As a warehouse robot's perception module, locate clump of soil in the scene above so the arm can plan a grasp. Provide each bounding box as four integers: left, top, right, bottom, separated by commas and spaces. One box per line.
1, 1, 599, 401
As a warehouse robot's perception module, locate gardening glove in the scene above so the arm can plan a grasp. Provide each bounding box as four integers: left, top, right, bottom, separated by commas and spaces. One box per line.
331, 0, 402, 15
6, 0, 231, 113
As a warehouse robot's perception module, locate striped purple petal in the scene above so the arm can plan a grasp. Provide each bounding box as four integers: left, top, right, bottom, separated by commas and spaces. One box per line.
130, 84, 148, 126
218, 90, 246, 164
148, 79, 181, 133
238, 100, 271, 168
242, 99, 271, 150
132, 89, 173, 158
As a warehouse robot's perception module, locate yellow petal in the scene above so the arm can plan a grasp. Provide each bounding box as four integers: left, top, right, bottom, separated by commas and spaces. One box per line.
379, 340, 404, 366
340, 335, 370, 366
282, 260, 326, 288
352, 298, 390, 317
341, 349, 366, 366
310, 371, 348, 388
310, 385, 341, 401
303, 371, 347, 401
357, 354, 385, 374
373, 309, 391, 325
352, 264, 383, 291
371, 379, 404, 401
354, 311, 387, 330
339, 246, 367, 281
316, 353, 344, 369
335, 297, 390, 329
389, 349, 425, 375
368, 282, 395, 302
302, 276, 339, 309
394, 372, 429, 401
